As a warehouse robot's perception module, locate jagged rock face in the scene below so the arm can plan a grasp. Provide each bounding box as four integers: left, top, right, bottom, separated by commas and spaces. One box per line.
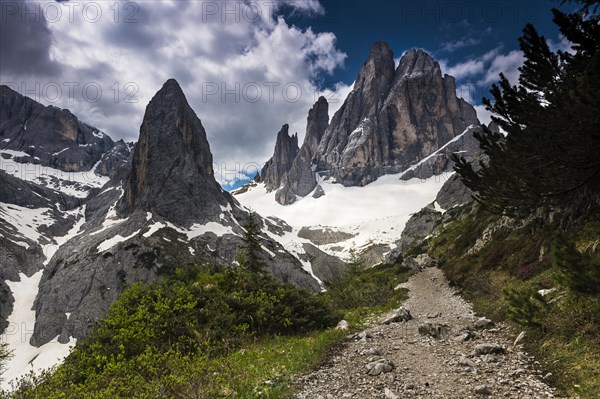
256, 44, 480, 199
399, 124, 482, 181
260, 124, 298, 192
316, 42, 395, 177
314, 46, 479, 186
286, 97, 329, 198
0, 85, 114, 172
435, 174, 474, 210
95, 140, 133, 181
117, 79, 229, 227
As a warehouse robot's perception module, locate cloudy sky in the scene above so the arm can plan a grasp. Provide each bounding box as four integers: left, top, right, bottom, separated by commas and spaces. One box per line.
0, 0, 573, 189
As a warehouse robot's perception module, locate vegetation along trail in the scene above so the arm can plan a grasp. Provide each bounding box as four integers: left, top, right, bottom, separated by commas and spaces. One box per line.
295, 267, 576, 399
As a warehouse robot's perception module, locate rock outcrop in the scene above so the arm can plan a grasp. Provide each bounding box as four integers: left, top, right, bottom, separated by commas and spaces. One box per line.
260, 124, 298, 192
314, 46, 478, 186
287, 96, 329, 198
0, 85, 115, 173
117, 79, 230, 226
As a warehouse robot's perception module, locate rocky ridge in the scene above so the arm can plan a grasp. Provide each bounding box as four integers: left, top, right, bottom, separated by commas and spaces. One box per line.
253, 43, 480, 204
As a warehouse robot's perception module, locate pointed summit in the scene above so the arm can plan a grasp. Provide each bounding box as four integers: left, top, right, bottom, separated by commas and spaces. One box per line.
311, 43, 479, 187
260, 124, 299, 191
118, 79, 228, 226
286, 96, 329, 199
354, 41, 395, 97
396, 49, 438, 76
317, 41, 395, 162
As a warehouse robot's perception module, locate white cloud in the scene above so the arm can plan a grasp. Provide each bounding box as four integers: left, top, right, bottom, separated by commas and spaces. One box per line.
0, 0, 351, 188
480, 49, 524, 85
548, 36, 574, 54
440, 37, 481, 53
443, 59, 485, 80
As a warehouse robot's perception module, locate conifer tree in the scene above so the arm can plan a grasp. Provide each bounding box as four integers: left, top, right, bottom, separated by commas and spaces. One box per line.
239, 211, 267, 273
454, 0, 600, 216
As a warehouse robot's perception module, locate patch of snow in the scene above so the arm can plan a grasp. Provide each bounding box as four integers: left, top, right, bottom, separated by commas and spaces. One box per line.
0, 157, 109, 198
1, 272, 76, 390
97, 230, 140, 252
52, 148, 69, 156
142, 219, 237, 241
433, 201, 446, 214
2, 138, 10, 143
11, 241, 30, 249
236, 172, 450, 262
143, 221, 167, 238
92, 130, 106, 139
261, 245, 276, 257
189, 247, 195, 256
98, 186, 116, 195
186, 222, 235, 239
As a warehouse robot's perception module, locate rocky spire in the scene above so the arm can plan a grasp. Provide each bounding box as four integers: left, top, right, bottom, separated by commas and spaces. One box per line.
260, 124, 299, 191
310, 44, 479, 187
117, 79, 228, 226
286, 96, 329, 199
317, 41, 396, 159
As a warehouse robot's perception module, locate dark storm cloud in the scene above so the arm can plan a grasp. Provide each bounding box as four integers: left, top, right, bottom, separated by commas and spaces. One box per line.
0, 0, 63, 76
100, 3, 158, 49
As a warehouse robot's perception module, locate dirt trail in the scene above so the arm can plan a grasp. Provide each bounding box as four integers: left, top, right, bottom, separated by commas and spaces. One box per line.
295, 267, 575, 399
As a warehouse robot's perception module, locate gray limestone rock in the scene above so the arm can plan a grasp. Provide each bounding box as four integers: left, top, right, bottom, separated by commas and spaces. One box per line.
418, 322, 452, 339
287, 97, 329, 197
260, 124, 299, 194
314, 46, 479, 187
275, 184, 296, 205
0, 85, 115, 172
472, 343, 506, 356
297, 226, 356, 245
117, 79, 232, 227
435, 174, 474, 210
399, 124, 482, 181
312, 184, 325, 198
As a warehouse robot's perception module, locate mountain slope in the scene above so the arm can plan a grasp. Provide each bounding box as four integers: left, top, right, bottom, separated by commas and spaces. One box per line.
0, 81, 326, 388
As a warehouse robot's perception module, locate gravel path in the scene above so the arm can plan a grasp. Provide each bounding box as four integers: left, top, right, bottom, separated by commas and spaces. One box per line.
295, 267, 576, 399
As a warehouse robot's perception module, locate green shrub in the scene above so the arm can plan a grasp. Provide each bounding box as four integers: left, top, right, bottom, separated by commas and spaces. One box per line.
6, 264, 339, 398
324, 261, 411, 311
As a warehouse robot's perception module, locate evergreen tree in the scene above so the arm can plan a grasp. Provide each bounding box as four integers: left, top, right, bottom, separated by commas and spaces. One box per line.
239, 211, 267, 273
454, 0, 600, 216
0, 342, 12, 382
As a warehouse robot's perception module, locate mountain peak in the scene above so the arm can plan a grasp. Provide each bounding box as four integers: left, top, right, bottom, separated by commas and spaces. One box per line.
158, 78, 184, 95
397, 48, 438, 76
260, 124, 299, 192
368, 41, 393, 58
117, 81, 228, 226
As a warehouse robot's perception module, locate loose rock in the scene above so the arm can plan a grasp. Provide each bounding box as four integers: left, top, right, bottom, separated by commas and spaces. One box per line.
365, 359, 395, 376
